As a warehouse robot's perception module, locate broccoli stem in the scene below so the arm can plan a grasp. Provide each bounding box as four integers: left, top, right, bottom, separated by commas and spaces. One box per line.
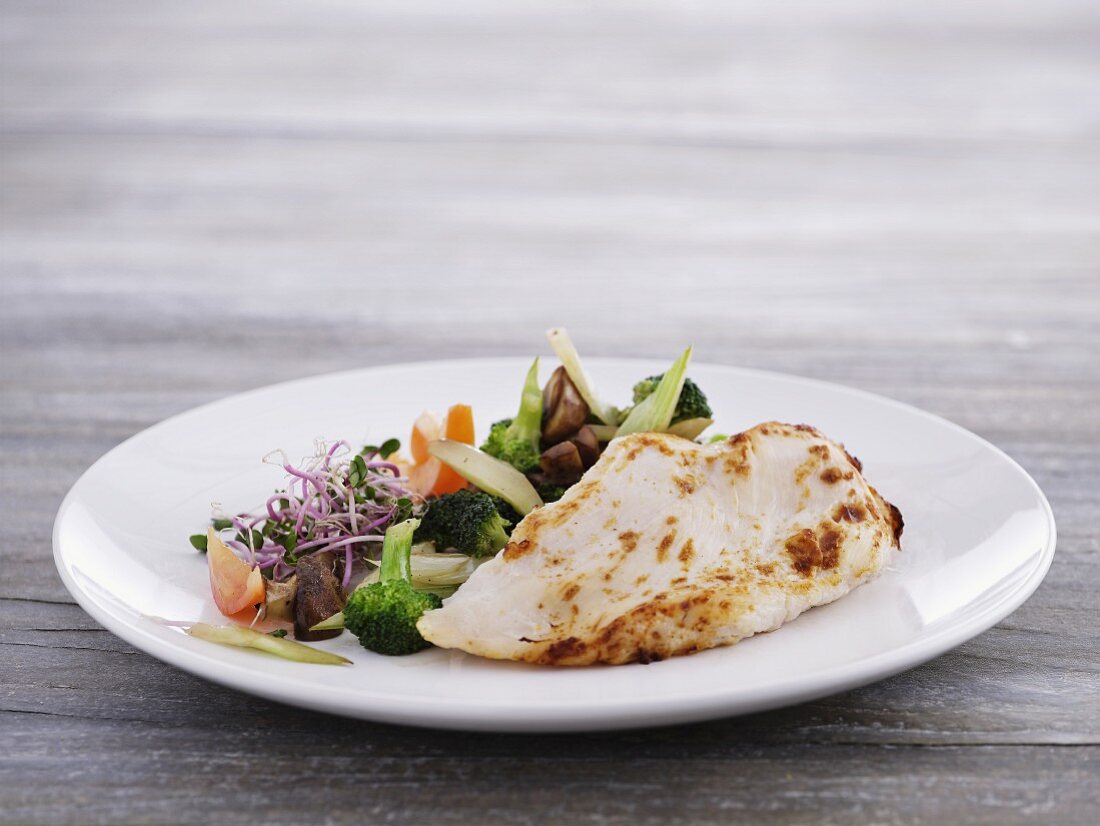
379, 518, 420, 583
505, 357, 542, 449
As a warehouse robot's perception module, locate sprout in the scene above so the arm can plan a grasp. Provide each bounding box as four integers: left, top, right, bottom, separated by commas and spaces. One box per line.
195, 438, 422, 588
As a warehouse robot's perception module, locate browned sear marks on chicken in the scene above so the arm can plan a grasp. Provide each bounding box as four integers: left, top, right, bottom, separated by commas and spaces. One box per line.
794, 457, 816, 484
544, 636, 588, 662
502, 538, 533, 561
678, 538, 696, 566
833, 501, 867, 523
820, 466, 855, 484
720, 437, 753, 478
819, 527, 842, 569
618, 530, 639, 554
673, 475, 698, 496
533, 590, 723, 665
622, 434, 675, 465
656, 530, 677, 563
887, 502, 905, 541
785, 529, 821, 575
785, 526, 844, 575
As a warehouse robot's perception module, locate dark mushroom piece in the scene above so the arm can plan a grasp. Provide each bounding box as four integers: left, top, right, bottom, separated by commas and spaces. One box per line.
569, 425, 600, 468
541, 366, 590, 445
294, 552, 346, 641
539, 440, 586, 486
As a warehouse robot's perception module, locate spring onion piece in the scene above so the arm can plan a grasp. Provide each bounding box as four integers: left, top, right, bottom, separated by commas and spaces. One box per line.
666, 417, 714, 440
511, 356, 543, 447
187, 622, 351, 665
379, 517, 420, 582
546, 327, 617, 425
311, 611, 344, 631
428, 439, 543, 515
616, 346, 693, 437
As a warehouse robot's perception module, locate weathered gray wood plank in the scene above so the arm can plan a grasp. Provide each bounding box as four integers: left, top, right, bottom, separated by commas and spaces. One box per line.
2, 716, 1096, 826
1, 0, 1098, 823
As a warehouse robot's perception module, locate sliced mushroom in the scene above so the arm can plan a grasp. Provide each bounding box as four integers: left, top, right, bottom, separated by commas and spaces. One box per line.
539, 440, 586, 485
294, 552, 346, 641
542, 366, 590, 445
262, 575, 297, 624
569, 425, 600, 468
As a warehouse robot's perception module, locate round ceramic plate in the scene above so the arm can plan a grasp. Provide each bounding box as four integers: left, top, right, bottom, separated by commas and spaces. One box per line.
53, 359, 1055, 732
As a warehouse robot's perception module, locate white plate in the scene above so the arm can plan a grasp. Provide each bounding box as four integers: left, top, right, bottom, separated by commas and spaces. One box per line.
53, 359, 1055, 732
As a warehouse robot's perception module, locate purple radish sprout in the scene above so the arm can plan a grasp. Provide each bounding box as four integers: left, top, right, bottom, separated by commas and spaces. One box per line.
207, 439, 423, 585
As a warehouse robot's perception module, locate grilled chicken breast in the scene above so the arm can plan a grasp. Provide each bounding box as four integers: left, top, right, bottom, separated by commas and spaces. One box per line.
417, 422, 903, 665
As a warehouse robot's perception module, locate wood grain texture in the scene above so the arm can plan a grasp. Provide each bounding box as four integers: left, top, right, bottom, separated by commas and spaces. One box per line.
1, 0, 1098, 823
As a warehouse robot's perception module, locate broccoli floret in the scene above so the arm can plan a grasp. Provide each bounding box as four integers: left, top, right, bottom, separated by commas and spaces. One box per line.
536, 482, 568, 503
344, 519, 441, 656
482, 418, 540, 474
415, 489, 511, 557
480, 358, 543, 473
631, 374, 712, 423
490, 496, 522, 527
344, 580, 441, 656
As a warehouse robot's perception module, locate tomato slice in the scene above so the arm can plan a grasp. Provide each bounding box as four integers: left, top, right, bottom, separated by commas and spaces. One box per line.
207, 529, 266, 617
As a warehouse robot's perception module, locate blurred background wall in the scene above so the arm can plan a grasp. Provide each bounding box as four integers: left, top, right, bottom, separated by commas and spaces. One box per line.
2, 0, 1097, 455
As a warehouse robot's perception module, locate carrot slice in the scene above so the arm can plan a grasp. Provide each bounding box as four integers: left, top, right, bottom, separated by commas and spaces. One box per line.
432, 462, 471, 496
443, 404, 475, 445
405, 404, 475, 496
408, 456, 468, 497
431, 404, 476, 493
410, 410, 441, 465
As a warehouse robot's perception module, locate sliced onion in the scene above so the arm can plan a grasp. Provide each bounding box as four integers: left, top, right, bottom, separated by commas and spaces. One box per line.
428, 439, 543, 515
546, 327, 617, 426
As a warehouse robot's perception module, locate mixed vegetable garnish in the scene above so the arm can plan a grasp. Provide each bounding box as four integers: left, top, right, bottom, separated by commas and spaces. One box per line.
186, 328, 719, 664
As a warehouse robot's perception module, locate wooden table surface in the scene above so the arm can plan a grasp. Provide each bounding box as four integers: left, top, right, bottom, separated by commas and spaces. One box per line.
3, 1, 1098, 823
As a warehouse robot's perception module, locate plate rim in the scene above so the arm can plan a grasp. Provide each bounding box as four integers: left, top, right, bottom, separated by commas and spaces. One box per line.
52, 358, 1058, 732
